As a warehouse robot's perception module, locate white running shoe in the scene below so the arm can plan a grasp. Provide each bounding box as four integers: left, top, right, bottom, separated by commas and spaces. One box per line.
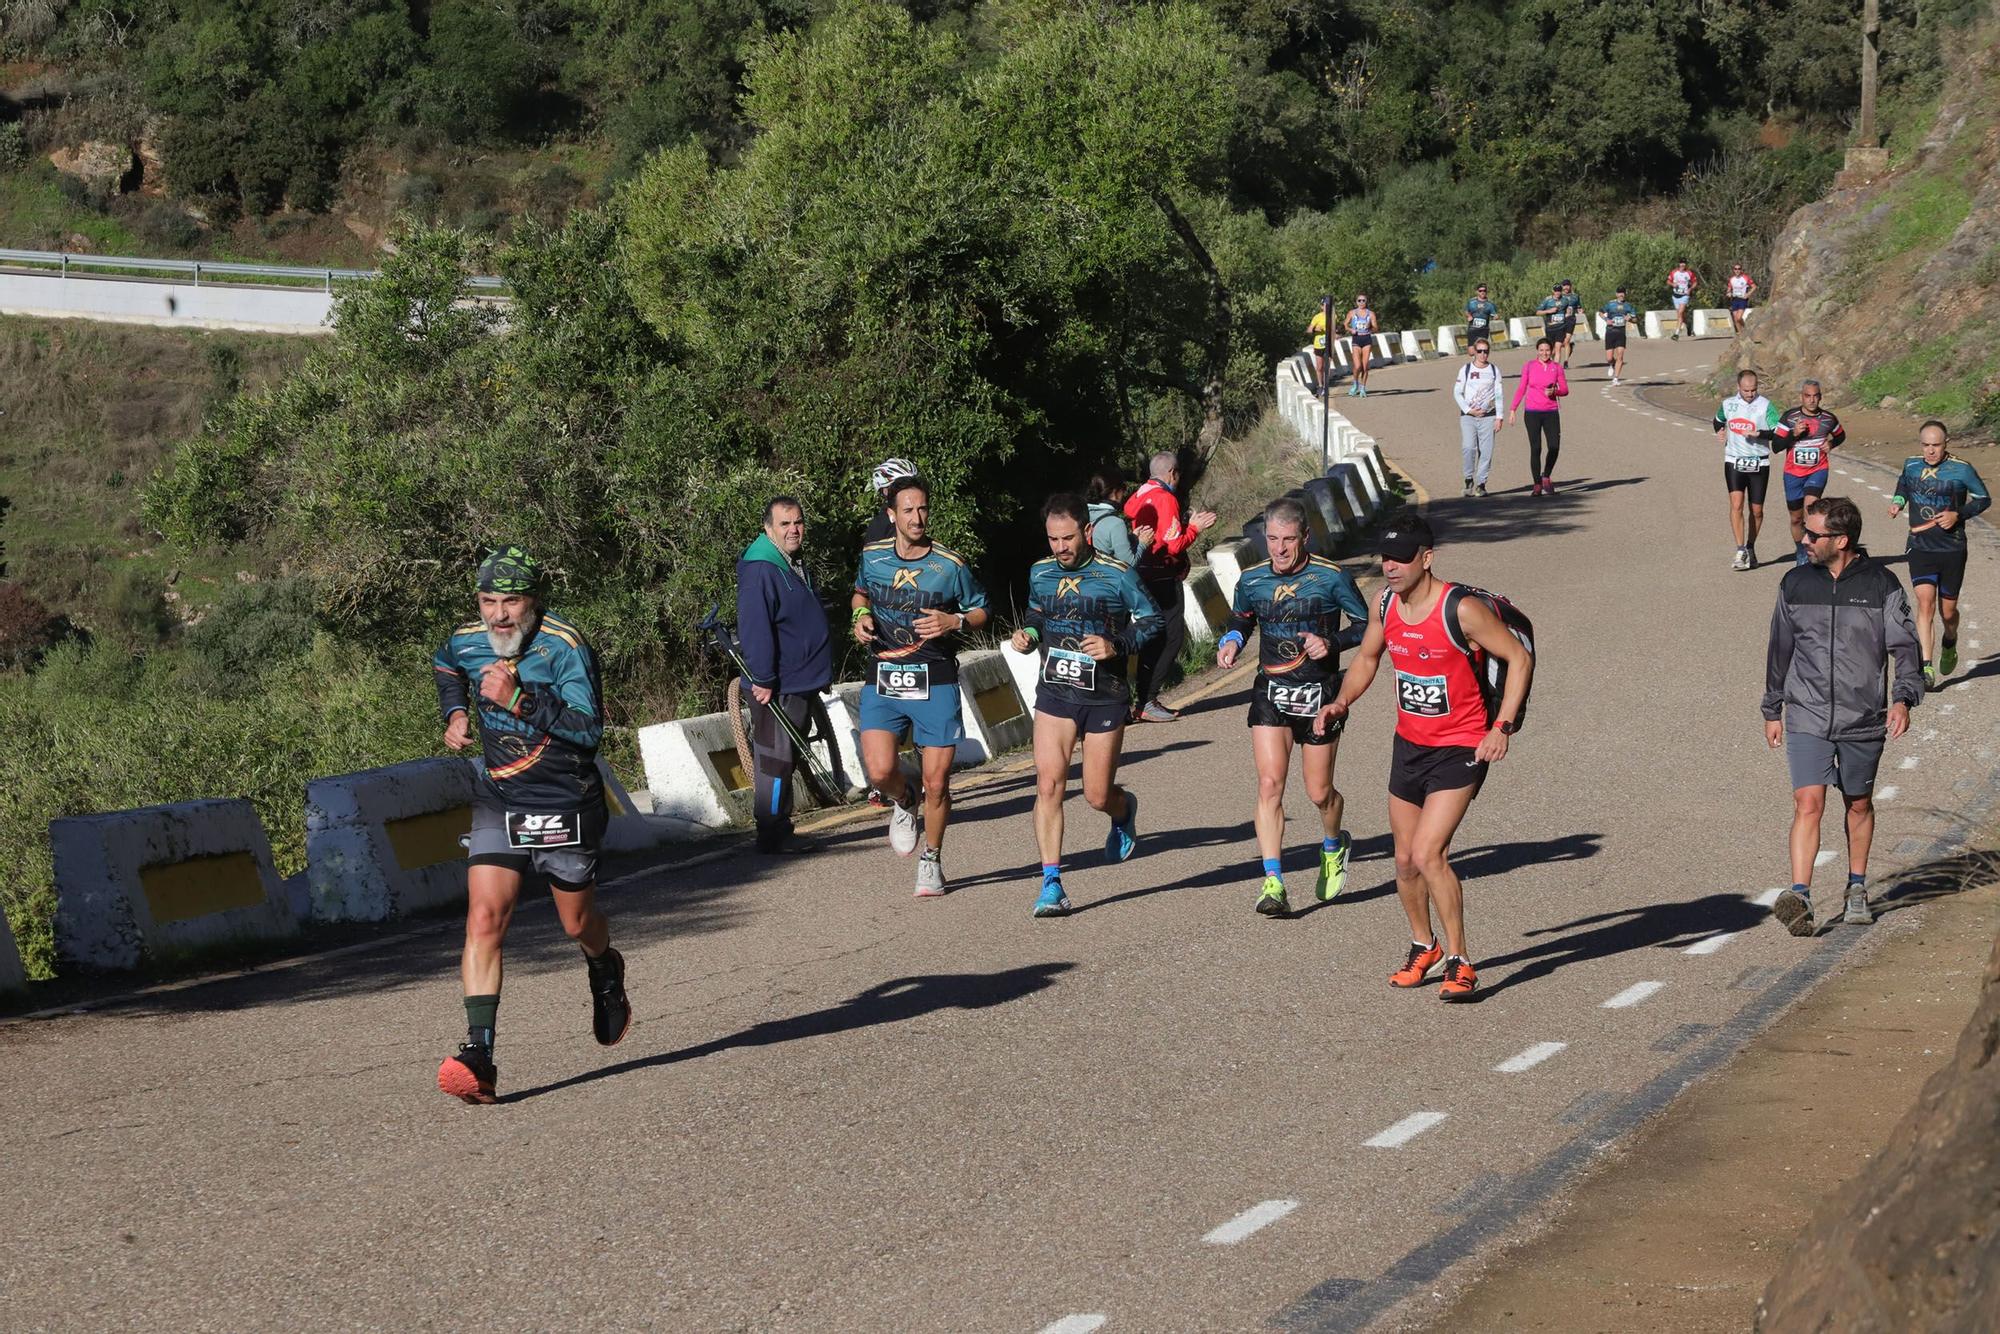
888, 784, 921, 856
914, 849, 946, 897
1731, 547, 1752, 572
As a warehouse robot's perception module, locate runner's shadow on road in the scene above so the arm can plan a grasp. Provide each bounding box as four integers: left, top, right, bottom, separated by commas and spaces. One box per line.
1288, 831, 1602, 918
499, 962, 1077, 1103
1937, 657, 2000, 692
1086, 830, 1398, 913
1475, 890, 1764, 1000
1420, 478, 1646, 547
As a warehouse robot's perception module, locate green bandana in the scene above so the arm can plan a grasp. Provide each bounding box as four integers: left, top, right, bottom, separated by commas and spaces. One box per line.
476, 545, 542, 594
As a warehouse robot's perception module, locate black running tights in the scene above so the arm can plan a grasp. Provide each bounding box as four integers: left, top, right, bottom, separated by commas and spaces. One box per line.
1523, 410, 1561, 481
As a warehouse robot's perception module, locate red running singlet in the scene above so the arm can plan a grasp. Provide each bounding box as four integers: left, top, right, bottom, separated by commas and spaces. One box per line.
1384, 584, 1491, 748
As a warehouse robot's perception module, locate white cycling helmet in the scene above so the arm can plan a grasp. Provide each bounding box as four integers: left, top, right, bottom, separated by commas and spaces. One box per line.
870, 457, 918, 494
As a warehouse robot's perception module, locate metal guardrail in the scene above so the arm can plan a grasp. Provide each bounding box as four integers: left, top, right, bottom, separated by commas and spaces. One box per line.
0, 247, 506, 292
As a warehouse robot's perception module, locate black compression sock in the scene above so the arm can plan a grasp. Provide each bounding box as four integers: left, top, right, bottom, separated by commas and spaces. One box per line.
1944, 633, 1958, 647
465, 994, 499, 1050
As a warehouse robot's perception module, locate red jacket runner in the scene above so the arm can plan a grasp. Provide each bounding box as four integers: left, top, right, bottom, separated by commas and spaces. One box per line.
1124, 479, 1200, 584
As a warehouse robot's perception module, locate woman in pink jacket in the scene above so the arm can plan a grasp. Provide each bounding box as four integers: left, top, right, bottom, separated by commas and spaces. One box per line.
1508, 336, 1570, 496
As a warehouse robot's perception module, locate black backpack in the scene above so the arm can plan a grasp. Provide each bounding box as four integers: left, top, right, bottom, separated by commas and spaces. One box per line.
1379, 583, 1537, 730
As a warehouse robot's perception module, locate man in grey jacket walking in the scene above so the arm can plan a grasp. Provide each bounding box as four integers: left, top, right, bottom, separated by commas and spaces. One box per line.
1762, 497, 1923, 934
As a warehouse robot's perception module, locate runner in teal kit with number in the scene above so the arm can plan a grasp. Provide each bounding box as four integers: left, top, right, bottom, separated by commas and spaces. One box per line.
1217, 498, 1370, 917
853, 474, 991, 896
1012, 493, 1160, 917
1599, 288, 1638, 384
1890, 420, 1991, 687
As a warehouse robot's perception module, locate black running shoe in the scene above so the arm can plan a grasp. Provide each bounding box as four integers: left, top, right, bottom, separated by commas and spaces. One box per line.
587, 947, 632, 1047
438, 1041, 498, 1104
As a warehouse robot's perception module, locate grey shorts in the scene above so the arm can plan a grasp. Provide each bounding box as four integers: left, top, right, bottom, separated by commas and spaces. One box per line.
468, 801, 606, 889
1785, 733, 1884, 797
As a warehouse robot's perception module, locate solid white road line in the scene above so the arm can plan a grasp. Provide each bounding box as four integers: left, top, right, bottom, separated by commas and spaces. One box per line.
1684, 932, 1739, 956
1602, 981, 1665, 1009
1495, 1041, 1567, 1073
1202, 1200, 1300, 1245
1753, 888, 1786, 907
1039, 1317, 1108, 1334
1877, 785, 1900, 801
1815, 849, 1840, 866
1901, 755, 1921, 769
1365, 1112, 1449, 1149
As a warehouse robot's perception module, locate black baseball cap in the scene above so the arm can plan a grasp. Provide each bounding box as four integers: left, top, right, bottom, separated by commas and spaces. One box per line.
1378, 517, 1435, 563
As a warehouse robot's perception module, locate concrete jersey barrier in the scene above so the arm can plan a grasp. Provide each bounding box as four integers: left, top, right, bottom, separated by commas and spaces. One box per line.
51, 798, 303, 970
306, 757, 480, 922
0, 271, 338, 335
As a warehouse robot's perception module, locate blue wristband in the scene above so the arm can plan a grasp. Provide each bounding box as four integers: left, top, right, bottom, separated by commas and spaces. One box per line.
1219, 630, 1245, 651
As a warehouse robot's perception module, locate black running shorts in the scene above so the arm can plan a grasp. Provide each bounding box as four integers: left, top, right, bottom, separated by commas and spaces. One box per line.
1389, 734, 1488, 806
1603, 327, 1627, 350
1035, 691, 1128, 734
1247, 688, 1344, 745
1724, 462, 1771, 504
1907, 548, 1969, 599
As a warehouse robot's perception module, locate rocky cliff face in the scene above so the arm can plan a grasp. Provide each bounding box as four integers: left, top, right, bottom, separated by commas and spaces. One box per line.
1755, 928, 2000, 1328
1747, 20, 2000, 435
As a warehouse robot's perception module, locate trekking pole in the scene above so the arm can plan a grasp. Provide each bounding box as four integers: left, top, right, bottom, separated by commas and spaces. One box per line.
698, 605, 841, 803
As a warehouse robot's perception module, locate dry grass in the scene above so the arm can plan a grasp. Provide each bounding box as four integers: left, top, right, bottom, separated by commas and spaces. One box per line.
1188, 408, 1318, 559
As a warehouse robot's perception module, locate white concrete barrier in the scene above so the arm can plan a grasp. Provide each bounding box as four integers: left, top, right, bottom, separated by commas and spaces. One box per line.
1000, 642, 1041, 717
1507, 316, 1547, 346
639, 710, 755, 830
52, 799, 302, 970
306, 758, 478, 922
1207, 539, 1251, 603
1182, 567, 1232, 639
1691, 307, 1740, 337
1643, 309, 1680, 339
1568, 317, 1599, 343
1437, 324, 1467, 355
0, 272, 337, 335
1399, 329, 1439, 361
1370, 333, 1396, 361
955, 649, 1033, 764
1, 913, 25, 992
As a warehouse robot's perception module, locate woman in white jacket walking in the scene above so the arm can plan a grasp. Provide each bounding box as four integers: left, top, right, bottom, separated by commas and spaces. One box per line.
1453, 337, 1506, 497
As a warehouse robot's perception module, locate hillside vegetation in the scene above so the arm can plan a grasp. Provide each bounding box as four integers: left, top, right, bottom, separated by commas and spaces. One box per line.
2, 0, 1989, 981
1749, 6, 2000, 433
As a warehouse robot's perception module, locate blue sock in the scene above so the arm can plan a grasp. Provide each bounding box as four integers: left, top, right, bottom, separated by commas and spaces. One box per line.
1323, 834, 1342, 853
1848, 871, 1866, 886
1792, 882, 1809, 894
1042, 864, 1062, 883
1262, 857, 1283, 878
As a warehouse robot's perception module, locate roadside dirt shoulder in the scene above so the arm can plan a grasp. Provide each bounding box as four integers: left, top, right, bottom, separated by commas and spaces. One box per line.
1413, 877, 2000, 1331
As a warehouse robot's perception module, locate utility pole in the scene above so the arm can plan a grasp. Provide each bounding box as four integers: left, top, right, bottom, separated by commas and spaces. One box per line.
1319, 293, 1332, 475
1841, 0, 1889, 183
1859, 0, 1880, 147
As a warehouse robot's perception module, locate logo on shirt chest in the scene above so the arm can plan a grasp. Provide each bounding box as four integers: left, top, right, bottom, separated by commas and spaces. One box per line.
892, 568, 922, 590
1058, 576, 1084, 597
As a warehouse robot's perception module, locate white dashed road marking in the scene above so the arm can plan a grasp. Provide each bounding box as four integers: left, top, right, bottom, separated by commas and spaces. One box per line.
1202, 1200, 1300, 1245
1815, 849, 1840, 866
1901, 755, 1921, 769
1039, 1317, 1108, 1334
1753, 887, 1786, 907
1684, 932, 1738, 956
1495, 1041, 1567, 1073
1365, 1112, 1449, 1148
1877, 785, 1900, 801
1602, 981, 1665, 1009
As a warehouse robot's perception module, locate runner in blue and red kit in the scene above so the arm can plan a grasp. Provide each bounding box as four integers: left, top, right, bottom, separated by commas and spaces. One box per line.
1773, 380, 1845, 564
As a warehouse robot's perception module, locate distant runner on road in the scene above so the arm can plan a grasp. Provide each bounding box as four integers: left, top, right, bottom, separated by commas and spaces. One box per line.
1774, 380, 1846, 564
1215, 498, 1370, 917
1535, 283, 1567, 360
1345, 294, 1379, 397
853, 474, 992, 896
1716, 368, 1780, 570
1013, 493, 1159, 918
1558, 280, 1584, 368
432, 546, 630, 1104
1322, 516, 1532, 1002
1726, 263, 1757, 332
1667, 259, 1700, 340
1464, 285, 1498, 351
1763, 497, 1921, 935
1890, 420, 1991, 688
1599, 287, 1638, 385
1306, 299, 1332, 395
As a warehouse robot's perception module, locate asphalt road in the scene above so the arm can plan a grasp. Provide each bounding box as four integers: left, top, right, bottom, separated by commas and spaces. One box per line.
7, 341, 1998, 1333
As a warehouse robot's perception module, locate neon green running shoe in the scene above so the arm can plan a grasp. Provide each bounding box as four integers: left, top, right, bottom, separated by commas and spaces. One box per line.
1940, 644, 1959, 677
1254, 875, 1290, 918
1316, 831, 1351, 902
1923, 662, 1939, 691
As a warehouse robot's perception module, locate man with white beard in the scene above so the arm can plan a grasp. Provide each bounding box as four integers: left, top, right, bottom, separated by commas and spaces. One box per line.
430, 546, 631, 1103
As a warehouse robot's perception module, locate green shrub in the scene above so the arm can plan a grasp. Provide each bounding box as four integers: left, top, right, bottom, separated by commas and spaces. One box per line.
0, 121, 25, 171
106, 567, 174, 648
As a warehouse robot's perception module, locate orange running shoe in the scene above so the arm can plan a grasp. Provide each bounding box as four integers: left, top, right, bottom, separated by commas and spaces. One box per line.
438, 1042, 498, 1104
1389, 939, 1445, 988
1439, 957, 1479, 1002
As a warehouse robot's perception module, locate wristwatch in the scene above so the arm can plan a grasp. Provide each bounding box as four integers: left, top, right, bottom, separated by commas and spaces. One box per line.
1496, 719, 1518, 736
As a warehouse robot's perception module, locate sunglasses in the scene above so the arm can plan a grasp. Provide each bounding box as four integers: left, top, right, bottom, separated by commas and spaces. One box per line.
1802, 527, 1834, 541
1472, 347, 1491, 355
